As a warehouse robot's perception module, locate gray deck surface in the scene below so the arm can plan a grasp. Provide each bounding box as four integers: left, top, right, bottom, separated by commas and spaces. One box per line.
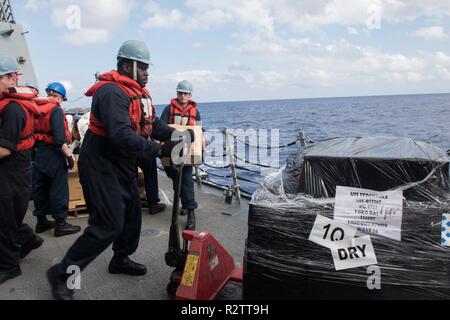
0, 175, 249, 300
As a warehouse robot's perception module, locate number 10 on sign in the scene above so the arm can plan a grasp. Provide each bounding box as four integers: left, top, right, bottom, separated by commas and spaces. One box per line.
309, 215, 357, 249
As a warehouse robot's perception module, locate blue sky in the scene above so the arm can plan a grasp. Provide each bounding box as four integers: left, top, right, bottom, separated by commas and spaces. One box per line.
12, 0, 450, 109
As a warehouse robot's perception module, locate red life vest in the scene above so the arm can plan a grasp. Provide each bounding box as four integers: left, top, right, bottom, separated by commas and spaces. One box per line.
0, 86, 38, 152
168, 99, 198, 126
34, 97, 72, 145
85, 70, 155, 138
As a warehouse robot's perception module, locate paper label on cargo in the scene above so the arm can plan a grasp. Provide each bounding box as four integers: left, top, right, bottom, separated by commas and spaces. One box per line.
334, 186, 403, 241
309, 214, 357, 249
441, 214, 450, 247
331, 236, 378, 271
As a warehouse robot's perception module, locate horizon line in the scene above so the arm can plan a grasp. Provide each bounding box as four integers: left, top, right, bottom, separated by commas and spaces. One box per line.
63, 91, 450, 110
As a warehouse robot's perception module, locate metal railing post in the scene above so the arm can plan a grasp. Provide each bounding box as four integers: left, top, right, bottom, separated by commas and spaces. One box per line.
298, 131, 307, 147
225, 129, 241, 204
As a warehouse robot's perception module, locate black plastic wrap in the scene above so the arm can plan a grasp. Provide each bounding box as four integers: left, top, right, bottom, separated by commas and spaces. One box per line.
244, 137, 450, 300
283, 137, 449, 201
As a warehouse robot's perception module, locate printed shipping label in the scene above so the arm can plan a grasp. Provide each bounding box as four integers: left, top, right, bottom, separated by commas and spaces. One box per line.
334, 186, 403, 241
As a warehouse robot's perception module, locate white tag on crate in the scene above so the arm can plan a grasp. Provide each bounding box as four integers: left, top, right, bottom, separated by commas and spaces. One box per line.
331, 236, 378, 271
334, 186, 403, 241
309, 214, 357, 249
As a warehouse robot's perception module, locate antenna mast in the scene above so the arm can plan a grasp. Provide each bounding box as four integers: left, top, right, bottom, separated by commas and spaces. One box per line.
0, 0, 15, 23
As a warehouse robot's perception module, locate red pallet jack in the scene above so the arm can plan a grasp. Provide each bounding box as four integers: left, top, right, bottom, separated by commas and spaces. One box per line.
165, 163, 243, 300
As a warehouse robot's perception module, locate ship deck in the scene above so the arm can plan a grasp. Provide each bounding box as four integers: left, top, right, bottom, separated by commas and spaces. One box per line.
0, 175, 249, 300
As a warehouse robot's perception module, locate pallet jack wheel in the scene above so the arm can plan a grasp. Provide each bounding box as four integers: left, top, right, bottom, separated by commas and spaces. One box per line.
217, 282, 243, 300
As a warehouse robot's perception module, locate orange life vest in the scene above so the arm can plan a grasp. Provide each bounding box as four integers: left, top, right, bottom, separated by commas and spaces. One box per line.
0, 86, 38, 152
168, 99, 198, 126
34, 97, 72, 145
85, 70, 155, 138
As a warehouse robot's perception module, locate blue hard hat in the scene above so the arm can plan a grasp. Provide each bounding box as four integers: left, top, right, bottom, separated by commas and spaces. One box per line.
176, 80, 193, 94
0, 53, 19, 76
117, 40, 152, 65
46, 82, 67, 101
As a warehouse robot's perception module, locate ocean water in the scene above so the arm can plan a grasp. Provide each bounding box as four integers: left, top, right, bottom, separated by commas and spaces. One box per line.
157, 93, 450, 195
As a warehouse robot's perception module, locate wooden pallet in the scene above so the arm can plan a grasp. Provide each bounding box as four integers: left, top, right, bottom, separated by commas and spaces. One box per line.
67, 161, 146, 220
67, 191, 147, 220
68, 200, 89, 219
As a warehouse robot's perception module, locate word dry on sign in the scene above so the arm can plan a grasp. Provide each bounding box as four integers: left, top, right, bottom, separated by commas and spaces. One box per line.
331, 236, 378, 271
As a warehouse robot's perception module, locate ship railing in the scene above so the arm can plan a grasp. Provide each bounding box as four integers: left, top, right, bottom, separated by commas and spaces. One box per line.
194, 130, 313, 203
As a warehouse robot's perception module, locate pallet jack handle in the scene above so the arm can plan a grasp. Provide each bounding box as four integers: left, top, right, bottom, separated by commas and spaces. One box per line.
165, 134, 192, 270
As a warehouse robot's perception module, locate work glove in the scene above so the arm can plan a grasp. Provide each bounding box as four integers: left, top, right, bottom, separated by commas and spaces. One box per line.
66, 155, 75, 170
186, 129, 195, 143
173, 129, 195, 144
159, 140, 182, 158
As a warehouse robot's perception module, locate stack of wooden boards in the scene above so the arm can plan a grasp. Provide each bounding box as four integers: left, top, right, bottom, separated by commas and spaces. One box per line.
68, 163, 146, 218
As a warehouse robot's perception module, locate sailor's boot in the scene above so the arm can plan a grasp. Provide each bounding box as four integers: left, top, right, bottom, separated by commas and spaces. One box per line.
185, 210, 196, 231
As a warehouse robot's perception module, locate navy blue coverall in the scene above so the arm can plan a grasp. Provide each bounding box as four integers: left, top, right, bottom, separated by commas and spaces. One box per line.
32, 108, 69, 221
0, 103, 36, 272
57, 84, 174, 272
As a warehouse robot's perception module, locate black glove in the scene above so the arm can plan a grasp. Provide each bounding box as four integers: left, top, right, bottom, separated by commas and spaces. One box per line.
159, 140, 181, 158
66, 155, 75, 170
186, 129, 195, 143
173, 129, 195, 144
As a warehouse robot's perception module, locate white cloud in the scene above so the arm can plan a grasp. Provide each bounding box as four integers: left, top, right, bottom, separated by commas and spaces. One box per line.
229, 34, 289, 55
434, 51, 450, 80
204, 1, 450, 96
141, 10, 183, 29
347, 27, 359, 35
138, 0, 450, 45
141, 0, 272, 36
141, 1, 183, 29
25, 0, 49, 11
226, 35, 436, 90
271, 0, 450, 31
192, 42, 204, 49
62, 28, 109, 46
149, 37, 450, 102
154, 67, 293, 98
382, 0, 450, 22
28, 0, 450, 102
272, 0, 375, 31
162, 70, 225, 86
50, 0, 135, 46
59, 80, 73, 93
435, 51, 450, 67
39, 1, 450, 47
183, 0, 274, 35
412, 26, 448, 40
